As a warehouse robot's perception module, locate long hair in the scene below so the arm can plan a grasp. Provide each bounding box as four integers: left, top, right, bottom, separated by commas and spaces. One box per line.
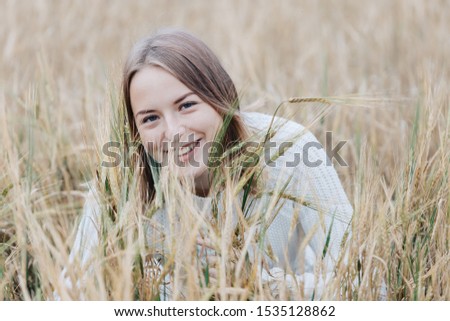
122, 29, 253, 204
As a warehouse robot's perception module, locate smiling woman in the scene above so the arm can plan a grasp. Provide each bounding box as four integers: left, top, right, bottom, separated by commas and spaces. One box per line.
63, 29, 353, 300
130, 66, 224, 196
122, 30, 252, 202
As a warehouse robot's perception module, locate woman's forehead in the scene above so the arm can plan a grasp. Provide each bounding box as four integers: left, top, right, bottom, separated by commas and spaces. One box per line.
130, 66, 197, 109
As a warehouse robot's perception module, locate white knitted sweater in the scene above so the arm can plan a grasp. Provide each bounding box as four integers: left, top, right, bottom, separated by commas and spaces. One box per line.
68, 112, 353, 299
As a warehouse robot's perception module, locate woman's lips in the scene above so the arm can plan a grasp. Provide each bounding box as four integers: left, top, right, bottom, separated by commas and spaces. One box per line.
160, 139, 201, 163
178, 139, 201, 162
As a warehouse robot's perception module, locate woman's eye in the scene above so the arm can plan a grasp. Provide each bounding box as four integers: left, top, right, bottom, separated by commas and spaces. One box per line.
180, 101, 197, 110
143, 115, 159, 123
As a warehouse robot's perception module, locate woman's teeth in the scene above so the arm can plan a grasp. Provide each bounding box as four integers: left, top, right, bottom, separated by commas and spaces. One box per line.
178, 140, 200, 156
179, 143, 195, 156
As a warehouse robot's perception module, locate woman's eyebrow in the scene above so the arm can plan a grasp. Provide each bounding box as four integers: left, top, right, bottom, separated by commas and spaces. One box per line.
174, 92, 195, 104
135, 109, 156, 118
135, 92, 196, 118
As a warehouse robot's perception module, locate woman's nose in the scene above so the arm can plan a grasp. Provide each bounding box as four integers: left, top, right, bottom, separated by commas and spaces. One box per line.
164, 117, 187, 143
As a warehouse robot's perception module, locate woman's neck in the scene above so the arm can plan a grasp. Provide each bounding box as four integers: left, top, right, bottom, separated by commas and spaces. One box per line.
193, 169, 215, 197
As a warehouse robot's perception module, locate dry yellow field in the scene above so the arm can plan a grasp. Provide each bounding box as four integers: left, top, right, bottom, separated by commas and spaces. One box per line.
0, 0, 449, 300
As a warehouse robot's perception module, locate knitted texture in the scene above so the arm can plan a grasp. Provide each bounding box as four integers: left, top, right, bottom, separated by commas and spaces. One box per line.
67, 112, 353, 299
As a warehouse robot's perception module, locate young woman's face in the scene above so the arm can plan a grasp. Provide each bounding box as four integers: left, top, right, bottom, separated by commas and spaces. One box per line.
130, 66, 223, 194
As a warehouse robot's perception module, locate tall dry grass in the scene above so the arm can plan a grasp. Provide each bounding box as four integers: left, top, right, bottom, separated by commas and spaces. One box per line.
0, 0, 449, 300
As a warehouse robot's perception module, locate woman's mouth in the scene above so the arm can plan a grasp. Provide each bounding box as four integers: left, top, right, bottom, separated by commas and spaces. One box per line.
178, 139, 201, 162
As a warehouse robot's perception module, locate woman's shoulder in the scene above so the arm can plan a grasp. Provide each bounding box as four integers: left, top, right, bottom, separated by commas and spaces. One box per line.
240, 111, 323, 171
241, 111, 319, 147
241, 111, 306, 132
78, 181, 102, 226
83, 180, 101, 203
241, 111, 352, 215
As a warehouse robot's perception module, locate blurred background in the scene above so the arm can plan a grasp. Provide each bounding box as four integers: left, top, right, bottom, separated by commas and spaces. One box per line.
0, 0, 449, 300
1, 0, 448, 184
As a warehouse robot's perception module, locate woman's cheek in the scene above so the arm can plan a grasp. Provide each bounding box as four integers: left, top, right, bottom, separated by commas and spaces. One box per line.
138, 131, 155, 153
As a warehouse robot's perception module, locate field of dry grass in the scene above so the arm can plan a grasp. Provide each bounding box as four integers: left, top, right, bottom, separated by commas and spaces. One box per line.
0, 0, 449, 300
